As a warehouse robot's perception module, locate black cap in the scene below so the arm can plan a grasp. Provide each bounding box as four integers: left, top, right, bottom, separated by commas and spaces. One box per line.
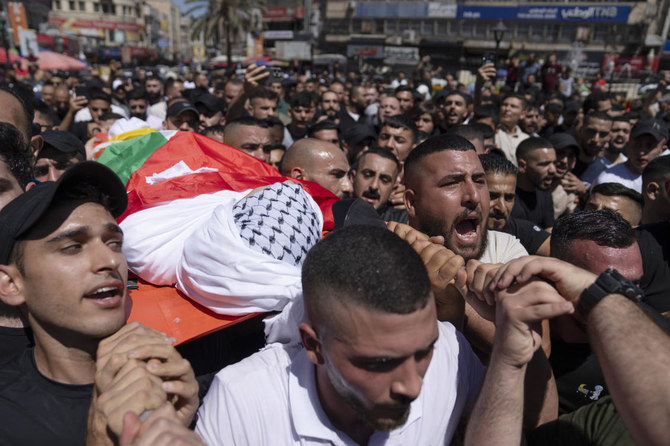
0, 162, 128, 264
40, 130, 86, 159
166, 101, 198, 118
341, 124, 377, 147
564, 101, 580, 114
194, 94, 222, 113
631, 118, 668, 142
549, 132, 579, 152
332, 198, 386, 230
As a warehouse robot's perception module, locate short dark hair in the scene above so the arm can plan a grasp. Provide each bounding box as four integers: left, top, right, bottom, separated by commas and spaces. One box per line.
381, 115, 419, 144
550, 210, 636, 260
99, 112, 124, 121
404, 134, 475, 179
612, 116, 631, 125
590, 182, 643, 206
87, 88, 111, 103
447, 124, 484, 146
502, 93, 527, 109
145, 75, 164, 85
127, 88, 148, 101
516, 136, 554, 161
224, 116, 269, 131
479, 153, 517, 176
308, 119, 339, 137
395, 85, 413, 95
473, 104, 500, 126
289, 91, 315, 108
584, 111, 613, 125
356, 146, 401, 175
302, 225, 431, 329
642, 155, 670, 185
249, 87, 278, 102
0, 122, 31, 188
265, 116, 284, 128
472, 122, 495, 141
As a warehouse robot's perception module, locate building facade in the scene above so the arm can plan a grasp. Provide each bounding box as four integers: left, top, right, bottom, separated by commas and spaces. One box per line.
320, 0, 668, 75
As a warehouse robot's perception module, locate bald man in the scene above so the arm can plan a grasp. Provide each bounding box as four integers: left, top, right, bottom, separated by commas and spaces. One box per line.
223, 117, 272, 164
281, 138, 353, 198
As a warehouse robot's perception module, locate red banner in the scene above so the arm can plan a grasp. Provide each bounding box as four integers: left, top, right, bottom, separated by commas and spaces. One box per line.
602, 54, 660, 74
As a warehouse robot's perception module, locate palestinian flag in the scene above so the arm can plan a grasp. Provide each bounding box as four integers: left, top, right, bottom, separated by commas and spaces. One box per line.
98, 131, 339, 344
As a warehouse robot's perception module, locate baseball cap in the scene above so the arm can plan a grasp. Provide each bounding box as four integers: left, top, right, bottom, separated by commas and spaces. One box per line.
0, 162, 128, 264
332, 198, 386, 230
631, 118, 668, 142
112, 79, 124, 91
341, 124, 377, 147
194, 94, 222, 114
166, 101, 198, 118
549, 132, 579, 155
40, 130, 87, 159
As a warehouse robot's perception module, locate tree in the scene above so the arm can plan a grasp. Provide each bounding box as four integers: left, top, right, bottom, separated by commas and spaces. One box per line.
185, 0, 265, 64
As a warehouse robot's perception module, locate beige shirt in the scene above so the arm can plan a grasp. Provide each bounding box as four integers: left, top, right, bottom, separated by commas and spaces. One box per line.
495, 125, 529, 166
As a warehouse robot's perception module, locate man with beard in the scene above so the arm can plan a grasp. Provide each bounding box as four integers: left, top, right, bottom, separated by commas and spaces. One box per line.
127, 88, 163, 130
144, 75, 164, 106
520, 103, 541, 137
196, 225, 487, 445
194, 93, 225, 133
282, 92, 316, 148
338, 85, 369, 129
594, 118, 667, 193
317, 90, 340, 123
480, 153, 550, 256
395, 85, 415, 114
403, 134, 527, 354
512, 137, 557, 229
434, 90, 470, 132
571, 112, 612, 182
377, 115, 418, 162
549, 133, 580, 219
351, 147, 408, 223
580, 115, 628, 186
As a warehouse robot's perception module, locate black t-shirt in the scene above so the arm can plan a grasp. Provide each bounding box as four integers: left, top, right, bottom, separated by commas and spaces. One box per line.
638, 221, 670, 270
0, 325, 33, 362
502, 218, 549, 255
0, 348, 93, 446
550, 340, 608, 415
381, 206, 409, 224
511, 188, 554, 229
637, 227, 670, 312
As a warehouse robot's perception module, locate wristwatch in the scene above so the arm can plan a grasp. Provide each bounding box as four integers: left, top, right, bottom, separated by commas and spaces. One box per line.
577, 268, 644, 319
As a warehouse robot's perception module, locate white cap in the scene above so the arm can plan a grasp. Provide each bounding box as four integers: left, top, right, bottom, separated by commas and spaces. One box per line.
112, 79, 124, 90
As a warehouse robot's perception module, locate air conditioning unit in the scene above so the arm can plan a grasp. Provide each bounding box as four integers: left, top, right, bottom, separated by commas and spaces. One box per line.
403, 30, 416, 42
389, 35, 402, 45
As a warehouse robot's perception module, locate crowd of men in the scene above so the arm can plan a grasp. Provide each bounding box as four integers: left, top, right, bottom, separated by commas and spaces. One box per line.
0, 55, 669, 445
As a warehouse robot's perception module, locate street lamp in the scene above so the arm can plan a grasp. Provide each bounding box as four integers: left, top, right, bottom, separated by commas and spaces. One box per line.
492, 20, 507, 65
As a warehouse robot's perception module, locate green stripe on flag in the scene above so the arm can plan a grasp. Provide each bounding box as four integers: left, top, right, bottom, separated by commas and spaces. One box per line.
97, 132, 169, 185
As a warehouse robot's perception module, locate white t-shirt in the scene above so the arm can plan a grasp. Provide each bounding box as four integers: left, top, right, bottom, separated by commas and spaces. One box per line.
480, 230, 529, 264
196, 322, 485, 445
592, 163, 641, 193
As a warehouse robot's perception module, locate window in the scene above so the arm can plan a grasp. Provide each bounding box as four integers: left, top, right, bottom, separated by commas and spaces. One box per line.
516, 23, 529, 39
79, 1, 85, 10
398, 20, 410, 32
593, 25, 608, 42
102, 3, 108, 13
461, 21, 473, 37
560, 24, 576, 41
473, 22, 486, 37
94, 3, 99, 12
531, 24, 544, 39
68, 0, 75, 10
446, 20, 457, 37
54, 0, 61, 9
387, 20, 398, 33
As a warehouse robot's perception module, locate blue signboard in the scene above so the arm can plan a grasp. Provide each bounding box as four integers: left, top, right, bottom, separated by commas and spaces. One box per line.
99, 48, 122, 58
457, 5, 631, 23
